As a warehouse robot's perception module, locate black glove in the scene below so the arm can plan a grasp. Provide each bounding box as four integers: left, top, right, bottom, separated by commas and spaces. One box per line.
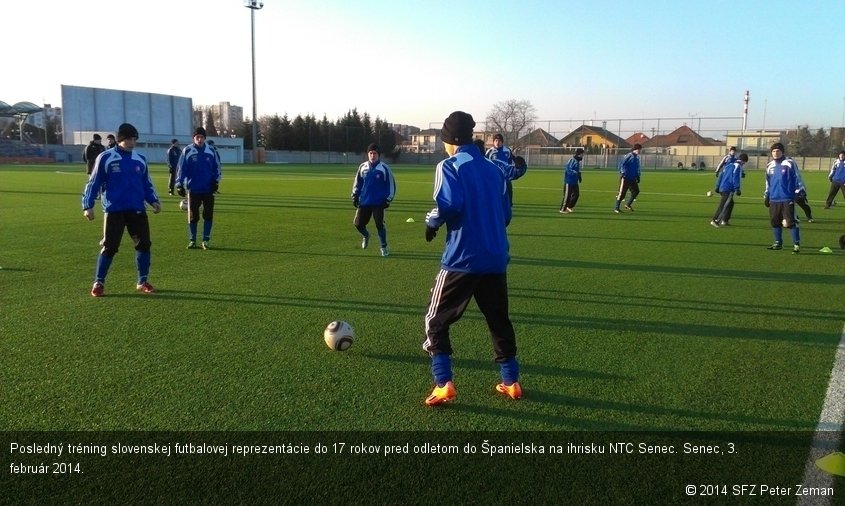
383, 201, 390, 209
212, 181, 219, 193
636, 177, 640, 184
736, 189, 741, 196
741, 171, 746, 178
578, 173, 582, 183
425, 226, 437, 242
514, 156, 526, 168
798, 189, 807, 198
176, 186, 186, 197
764, 196, 770, 208
830, 176, 834, 182
352, 195, 359, 208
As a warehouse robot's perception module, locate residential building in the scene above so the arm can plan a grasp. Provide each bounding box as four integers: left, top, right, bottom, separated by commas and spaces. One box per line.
558, 124, 630, 150
644, 125, 723, 157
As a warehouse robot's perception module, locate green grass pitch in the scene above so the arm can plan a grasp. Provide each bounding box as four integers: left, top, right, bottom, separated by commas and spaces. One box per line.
0, 162, 842, 432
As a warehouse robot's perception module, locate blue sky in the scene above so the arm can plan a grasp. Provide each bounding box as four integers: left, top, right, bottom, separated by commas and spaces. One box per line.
4, 0, 844, 137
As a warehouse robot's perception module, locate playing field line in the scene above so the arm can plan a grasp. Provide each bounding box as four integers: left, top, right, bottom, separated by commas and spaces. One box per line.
798, 323, 845, 506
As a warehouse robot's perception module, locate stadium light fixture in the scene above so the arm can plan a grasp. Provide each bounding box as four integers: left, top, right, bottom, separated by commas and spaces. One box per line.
244, 0, 264, 156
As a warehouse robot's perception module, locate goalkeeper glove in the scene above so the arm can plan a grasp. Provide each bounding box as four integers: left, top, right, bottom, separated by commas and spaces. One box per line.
764, 196, 770, 208
425, 226, 437, 242
383, 201, 390, 209
176, 185, 186, 197
736, 189, 741, 196
352, 195, 359, 208
212, 181, 219, 193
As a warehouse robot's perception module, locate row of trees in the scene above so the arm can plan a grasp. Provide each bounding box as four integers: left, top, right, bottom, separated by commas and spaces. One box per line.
202, 108, 397, 157
788, 126, 844, 157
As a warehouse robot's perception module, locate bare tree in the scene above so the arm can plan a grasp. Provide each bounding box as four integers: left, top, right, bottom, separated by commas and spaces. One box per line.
485, 99, 537, 149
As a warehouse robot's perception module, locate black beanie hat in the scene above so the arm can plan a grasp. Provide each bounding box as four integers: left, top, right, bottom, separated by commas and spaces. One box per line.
575, 148, 585, 156
493, 133, 504, 141
116, 123, 139, 142
194, 127, 207, 138
93, 133, 102, 141
632, 143, 642, 151
771, 142, 785, 152
440, 111, 476, 145
366, 143, 380, 154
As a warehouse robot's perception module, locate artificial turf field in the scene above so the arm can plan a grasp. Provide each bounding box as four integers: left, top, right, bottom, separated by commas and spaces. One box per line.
1, 162, 843, 502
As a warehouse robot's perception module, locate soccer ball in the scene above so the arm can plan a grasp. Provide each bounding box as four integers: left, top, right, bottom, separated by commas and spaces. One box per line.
179, 199, 188, 211
324, 320, 355, 351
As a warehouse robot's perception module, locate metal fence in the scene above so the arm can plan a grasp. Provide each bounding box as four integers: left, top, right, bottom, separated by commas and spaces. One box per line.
526, 151, 837, 173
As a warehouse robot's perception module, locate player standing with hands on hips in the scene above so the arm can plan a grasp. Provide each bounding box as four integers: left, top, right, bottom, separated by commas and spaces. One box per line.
81, 123, 161, 297
175, 127, 221, 250
763, 142, 801, 253
423, 111, 521, 406
560, 148, 584, 213
166, 138, 181, 196
351, 143, 396, 257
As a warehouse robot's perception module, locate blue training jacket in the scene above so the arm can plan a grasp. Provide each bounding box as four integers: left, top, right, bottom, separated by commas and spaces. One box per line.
829, 159, 845, 184
425, 144, 511, 274
352, 160, 396, 206
715, 161, 743, 193
765, 157, 800, 202
618, 152, 640, 180
564, 157, 582, 185
485, 145, 513, 165
176, 143, 221, 193
81, 147, 158, 212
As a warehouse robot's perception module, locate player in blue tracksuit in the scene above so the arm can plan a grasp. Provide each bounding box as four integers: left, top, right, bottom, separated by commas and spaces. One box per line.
352, 143, 396, 257
614, 144, 641, 213
422, 111, 520, 407
710, 153, 747, 227
763, 142, 801, 253
81, 123, 161, 297
486, 133, 523, 205
560, 148, 584, 213
713, 146, 737, 177
476, 139, 527, 191
825, 150, 845, 208
175, 127, 221, 250
166, 138, 181, 195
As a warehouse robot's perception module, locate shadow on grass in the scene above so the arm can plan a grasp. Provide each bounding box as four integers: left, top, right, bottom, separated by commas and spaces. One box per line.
432, 390, 810, 431
511, 310, 833, 345
510, 287, 844, 322
153, 290, 425, 316
522, 390, 812, 430
509, 255, 841, 285
361, 352, 628, 382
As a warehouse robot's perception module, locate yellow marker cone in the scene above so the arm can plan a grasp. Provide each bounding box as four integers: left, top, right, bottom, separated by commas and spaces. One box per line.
815, 451, 845, 476
406, 218, 415, 223
819, 246, 833, 253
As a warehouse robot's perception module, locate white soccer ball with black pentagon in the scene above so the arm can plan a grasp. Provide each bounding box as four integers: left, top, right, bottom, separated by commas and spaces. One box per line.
324, 320, 355, 351
179, 199, 189, 211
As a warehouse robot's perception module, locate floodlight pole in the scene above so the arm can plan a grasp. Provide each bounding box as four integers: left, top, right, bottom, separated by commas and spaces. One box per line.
245, 0, 264, 157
